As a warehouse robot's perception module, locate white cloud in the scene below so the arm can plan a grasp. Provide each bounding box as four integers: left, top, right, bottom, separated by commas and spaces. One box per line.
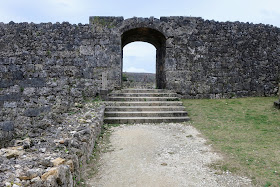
123, 42, 156, 73
123, 42, 156, 57
1, 0, 280, 26
0, 0, 93, 23
186, 0, 280, 26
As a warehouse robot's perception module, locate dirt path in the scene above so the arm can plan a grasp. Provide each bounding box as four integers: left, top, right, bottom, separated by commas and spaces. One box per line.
84, 123, 252, 187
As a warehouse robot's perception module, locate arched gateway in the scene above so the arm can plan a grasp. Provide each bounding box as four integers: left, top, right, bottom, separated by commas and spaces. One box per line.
90, 16, 170, 90
121, 27, 166, 89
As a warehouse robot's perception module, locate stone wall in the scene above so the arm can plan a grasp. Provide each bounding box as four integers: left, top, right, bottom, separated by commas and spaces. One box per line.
0, 21, 121, 144
162, 17, 280, 98
1, 16, 280, 144
0, 102, 105, 186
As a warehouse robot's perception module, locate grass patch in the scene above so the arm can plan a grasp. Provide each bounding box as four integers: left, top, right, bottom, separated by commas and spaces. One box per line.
182, 97, 280, 186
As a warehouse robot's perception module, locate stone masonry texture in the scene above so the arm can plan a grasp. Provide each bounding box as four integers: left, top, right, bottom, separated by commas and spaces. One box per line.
0, 16, 279, 145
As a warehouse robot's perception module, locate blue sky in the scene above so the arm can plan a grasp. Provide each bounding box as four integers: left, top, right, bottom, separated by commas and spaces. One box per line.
1, 0, 279, 73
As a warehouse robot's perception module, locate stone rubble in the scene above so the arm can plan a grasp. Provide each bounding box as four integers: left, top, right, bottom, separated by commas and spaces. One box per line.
0, 101, 105, 187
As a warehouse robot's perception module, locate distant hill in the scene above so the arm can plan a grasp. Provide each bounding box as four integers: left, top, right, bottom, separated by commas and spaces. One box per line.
122, 72, 155, 89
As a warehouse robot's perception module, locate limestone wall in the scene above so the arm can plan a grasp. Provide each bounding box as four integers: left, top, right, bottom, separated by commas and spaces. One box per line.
0, 16, 279, 144
0, 21, 121, 143
162, 17, 280, 98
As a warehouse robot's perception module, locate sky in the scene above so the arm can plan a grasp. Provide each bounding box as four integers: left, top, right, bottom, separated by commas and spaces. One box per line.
1, 0, 280, 73
123, 42, 156, 73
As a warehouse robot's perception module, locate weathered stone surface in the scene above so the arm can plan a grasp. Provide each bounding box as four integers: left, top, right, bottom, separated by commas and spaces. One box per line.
0, 121, 14, 131
23, 108, 40, 117
3, 101, 17, 108
19, 78, 46, 88
22, 87, 36, 96
65, 160, 74, 172
51, 157, 66, 166
0, 80, 13, 88
14, 138, 31, 149
19, 168, 43, 180
13, 70, 24, 80
274, 101, 280, 109
0, 93, 21, 101
24, 106, 51, 117
274, 83, 280, 109
2, 146, 24, 159
41, 167, 58, 181
0, 103, 105, 187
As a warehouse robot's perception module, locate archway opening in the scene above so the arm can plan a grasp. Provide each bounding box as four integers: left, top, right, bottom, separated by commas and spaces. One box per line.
121, 27, 166, 89
123, 42, 156, 88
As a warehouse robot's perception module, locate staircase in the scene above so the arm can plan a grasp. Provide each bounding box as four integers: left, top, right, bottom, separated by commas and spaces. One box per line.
104, 89, 190, 124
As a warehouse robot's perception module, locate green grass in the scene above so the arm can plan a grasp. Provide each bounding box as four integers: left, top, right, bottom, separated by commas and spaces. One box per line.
182, 97, 280, 186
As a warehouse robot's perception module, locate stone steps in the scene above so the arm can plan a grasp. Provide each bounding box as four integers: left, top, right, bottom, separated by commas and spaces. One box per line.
109, 93, 178, 97
105, 101, 183, 106
104, 117, 189, 124
105, 106, 186, 111
116, 89, 172, 93
105, 111, 188, 117
104, 89, 189, 124
108, 97, 179, 101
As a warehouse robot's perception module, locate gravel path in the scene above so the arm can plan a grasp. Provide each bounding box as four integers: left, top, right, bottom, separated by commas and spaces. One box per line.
85, 123, 252, 187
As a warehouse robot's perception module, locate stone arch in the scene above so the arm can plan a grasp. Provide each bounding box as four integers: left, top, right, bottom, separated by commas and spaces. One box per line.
121, 27, 166, 89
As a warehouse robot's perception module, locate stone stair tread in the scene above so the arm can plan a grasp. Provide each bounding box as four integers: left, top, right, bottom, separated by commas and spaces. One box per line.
108, 97, 180, 101
105, 101, 182, 104
105, 111, 187, 114
109, 93, 178, 97
109, 93, 177, 95
105, 106, 185, 108
105, 106, 186, 111
108, 97, 178, 99
105, 101, 183, 106
104, 116, 190, 124
122, 89, 165, 91
117, 89, 172, 92
108, 97, 179, 101
104, 116, 190, 120
110, 92, 176, 94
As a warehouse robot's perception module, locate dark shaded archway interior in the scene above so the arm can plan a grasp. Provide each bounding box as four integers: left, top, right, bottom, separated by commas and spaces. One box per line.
121, 28, 166, 89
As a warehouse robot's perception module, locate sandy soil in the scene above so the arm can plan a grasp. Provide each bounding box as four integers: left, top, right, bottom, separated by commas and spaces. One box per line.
85, 123, 252, 187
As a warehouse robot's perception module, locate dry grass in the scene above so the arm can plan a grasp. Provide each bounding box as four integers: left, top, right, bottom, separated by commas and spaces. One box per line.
183, 97, 280, 187
81, 123, 119, 184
